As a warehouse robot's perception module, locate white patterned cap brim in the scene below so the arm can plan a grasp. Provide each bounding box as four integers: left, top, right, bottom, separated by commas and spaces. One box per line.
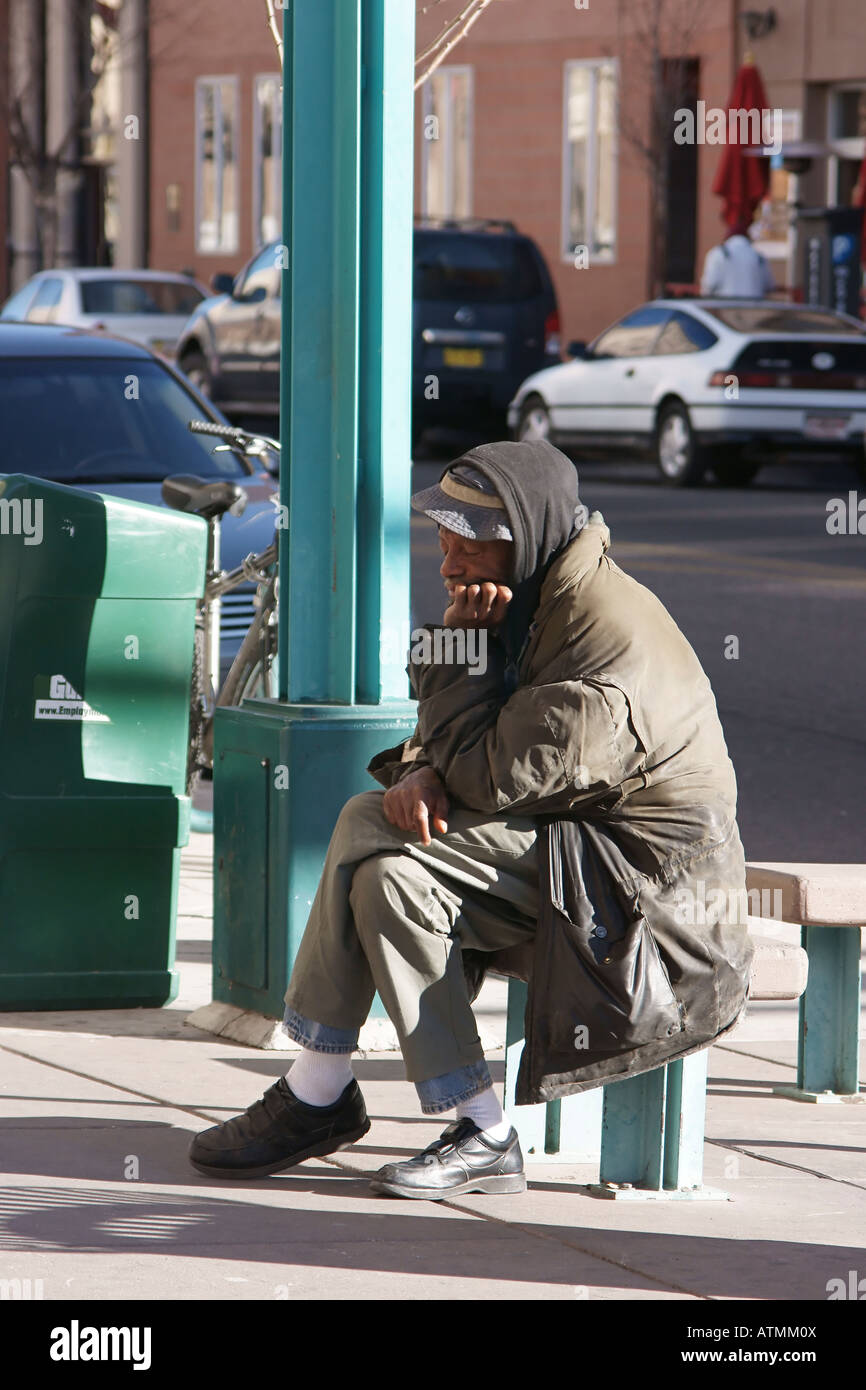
410, 464, 514, 541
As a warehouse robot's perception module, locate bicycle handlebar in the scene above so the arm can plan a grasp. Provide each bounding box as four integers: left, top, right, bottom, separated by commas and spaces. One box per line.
188, 419, 280, 452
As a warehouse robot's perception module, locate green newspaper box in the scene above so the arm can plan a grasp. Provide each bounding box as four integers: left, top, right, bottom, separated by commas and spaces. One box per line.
0, 474, 207, 1008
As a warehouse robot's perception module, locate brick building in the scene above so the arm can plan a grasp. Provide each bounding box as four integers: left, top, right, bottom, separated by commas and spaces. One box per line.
148, 0, 727, 342
3, 1, 866, 336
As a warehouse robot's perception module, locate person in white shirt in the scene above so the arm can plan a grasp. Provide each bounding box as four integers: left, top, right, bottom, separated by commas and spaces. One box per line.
700, 218, 776, 297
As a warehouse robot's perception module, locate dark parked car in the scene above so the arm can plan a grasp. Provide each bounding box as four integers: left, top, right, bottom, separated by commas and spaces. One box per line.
411, 218, 561, 440
174, 219, 561, 441
0, 322, 276, 679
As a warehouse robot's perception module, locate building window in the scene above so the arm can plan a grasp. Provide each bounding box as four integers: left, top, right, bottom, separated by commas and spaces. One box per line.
196, 77, 239, 254
750, 109, 801, 274
562, 59, 617, 263
421, 66, 472, 218
254, 75, 282, 248
826, 85, 866, 206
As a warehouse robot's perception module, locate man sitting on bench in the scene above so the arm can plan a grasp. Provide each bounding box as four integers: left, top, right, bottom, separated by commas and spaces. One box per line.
189, 439, 754, 1200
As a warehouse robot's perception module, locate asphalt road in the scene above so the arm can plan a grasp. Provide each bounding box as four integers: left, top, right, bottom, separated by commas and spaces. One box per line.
409, 434, 866, 862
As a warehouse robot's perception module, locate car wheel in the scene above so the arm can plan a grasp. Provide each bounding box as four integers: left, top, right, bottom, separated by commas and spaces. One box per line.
654, 402, 706, 487
517, 396, 552, 443
180, 349, 213, 399
712, 455, 761, 487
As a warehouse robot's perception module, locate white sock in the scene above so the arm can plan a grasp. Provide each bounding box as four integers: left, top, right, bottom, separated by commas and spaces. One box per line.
456, 1086, 513, 1141
285, 1048, 354, 1107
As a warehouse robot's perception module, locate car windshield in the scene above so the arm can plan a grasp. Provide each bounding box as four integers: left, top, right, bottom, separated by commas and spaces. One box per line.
413, 234, 542, 303
0, 357, 246, 482
79, 279, 204, 316
702, 305, 865, 335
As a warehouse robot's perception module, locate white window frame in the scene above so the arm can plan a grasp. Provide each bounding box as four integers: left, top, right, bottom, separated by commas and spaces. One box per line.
561, 58, 619, 265
253, 73, 282, 249
420, 65, 474, 218
195, 75, 240, 255
825, 83, 866, 205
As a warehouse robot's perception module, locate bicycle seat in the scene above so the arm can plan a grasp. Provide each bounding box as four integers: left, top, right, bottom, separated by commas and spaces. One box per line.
161, 474, 247, 520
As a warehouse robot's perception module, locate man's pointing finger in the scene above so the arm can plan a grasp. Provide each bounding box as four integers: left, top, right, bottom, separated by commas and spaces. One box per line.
413, 800, 431, 846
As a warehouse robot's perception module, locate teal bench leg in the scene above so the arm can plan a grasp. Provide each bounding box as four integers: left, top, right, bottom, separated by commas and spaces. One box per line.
588, 1051, 730, 1200
774, 925, 864, 1103
503, 978, 602, 1163
503, 978, 729, 1195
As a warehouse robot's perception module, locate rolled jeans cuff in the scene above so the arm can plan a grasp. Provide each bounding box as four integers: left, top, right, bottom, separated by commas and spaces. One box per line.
414, 1059, 493, 1115
282, 1005, 358, 1055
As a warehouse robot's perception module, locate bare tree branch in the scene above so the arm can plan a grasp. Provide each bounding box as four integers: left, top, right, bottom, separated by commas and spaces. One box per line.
416, 0, 483, 66
415, 0, 495, 90
264, 0, 283, 71
259, 0, 492, 90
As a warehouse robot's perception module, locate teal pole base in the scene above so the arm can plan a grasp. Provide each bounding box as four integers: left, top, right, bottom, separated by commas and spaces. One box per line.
212, 697, 417, 1022
584, 1181, 731, 1201
772, 1084, 866, 1104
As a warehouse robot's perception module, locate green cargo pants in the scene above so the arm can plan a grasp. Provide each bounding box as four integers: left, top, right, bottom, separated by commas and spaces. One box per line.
282, 789, 539, 1113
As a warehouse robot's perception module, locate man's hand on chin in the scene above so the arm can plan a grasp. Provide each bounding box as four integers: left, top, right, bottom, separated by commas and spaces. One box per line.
444, 581, 512, 629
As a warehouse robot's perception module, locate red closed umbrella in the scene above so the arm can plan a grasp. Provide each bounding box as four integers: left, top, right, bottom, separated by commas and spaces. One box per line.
711, 56, 771, 232
850, 153, 866, 267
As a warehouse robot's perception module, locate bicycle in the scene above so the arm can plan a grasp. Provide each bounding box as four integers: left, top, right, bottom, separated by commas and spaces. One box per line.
161, 420, 280, 794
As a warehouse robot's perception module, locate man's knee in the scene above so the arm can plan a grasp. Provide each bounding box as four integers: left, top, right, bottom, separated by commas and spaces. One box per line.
350, 853, 454, 938
332, 789, 388, 841
349, 851, 405, 913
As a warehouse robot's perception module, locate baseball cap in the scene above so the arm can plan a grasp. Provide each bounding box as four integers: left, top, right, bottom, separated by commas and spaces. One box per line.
410, 464, 513, 541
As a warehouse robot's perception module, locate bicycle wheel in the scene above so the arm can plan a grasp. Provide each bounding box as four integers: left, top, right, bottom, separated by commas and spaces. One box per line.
186, 625, 208, 796
214, 578, 278, 713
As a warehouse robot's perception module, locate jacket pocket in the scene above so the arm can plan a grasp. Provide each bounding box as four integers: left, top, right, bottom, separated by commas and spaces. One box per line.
545, 821, 684, 1053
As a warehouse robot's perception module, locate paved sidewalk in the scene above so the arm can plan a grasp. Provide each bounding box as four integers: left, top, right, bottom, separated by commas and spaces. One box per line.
0, 832, 864, 1301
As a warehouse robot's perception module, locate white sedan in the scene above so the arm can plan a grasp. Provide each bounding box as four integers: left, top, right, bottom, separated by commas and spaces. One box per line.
0, 268, 208, 361
508, 298, 866, 486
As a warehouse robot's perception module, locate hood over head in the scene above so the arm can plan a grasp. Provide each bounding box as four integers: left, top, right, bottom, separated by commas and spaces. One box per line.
437, 439, 589, 660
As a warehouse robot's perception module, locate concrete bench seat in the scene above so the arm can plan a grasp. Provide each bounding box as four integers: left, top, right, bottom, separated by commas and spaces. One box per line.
744, 928, 809, 999
745, 863, 866, 1103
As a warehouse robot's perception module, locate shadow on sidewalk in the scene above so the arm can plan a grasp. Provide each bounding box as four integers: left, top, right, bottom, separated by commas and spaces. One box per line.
0, 1165, 860, 1298
0, 1118, 863, 1298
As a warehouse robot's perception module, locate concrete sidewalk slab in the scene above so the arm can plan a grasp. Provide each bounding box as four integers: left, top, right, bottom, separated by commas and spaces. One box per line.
0, 835, 864, 1301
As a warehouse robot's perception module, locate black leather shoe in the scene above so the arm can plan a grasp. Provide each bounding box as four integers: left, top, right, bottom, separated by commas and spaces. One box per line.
189, 1076, 370, 1179
369, 1117, 525, 1200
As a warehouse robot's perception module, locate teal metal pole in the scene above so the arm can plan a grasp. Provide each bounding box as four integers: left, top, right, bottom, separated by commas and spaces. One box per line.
211, 1, 417, 1021
278, 2, 361, 703
276, 6, 292, 702
357, 0, 415, 702
278, 0, 413, 703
